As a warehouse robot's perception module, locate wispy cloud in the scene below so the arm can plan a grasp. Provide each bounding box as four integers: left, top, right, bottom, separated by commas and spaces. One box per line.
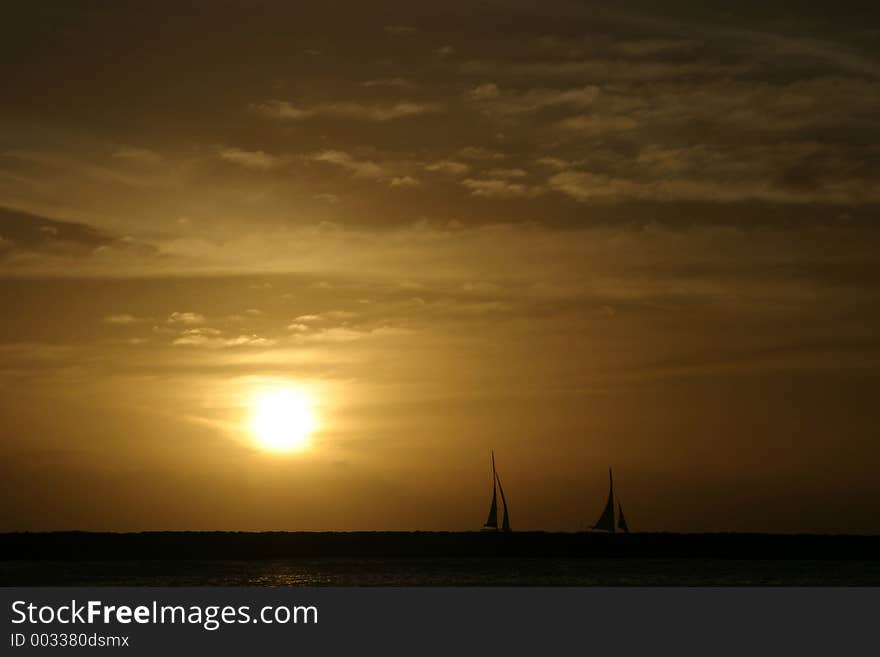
253, 100, 443, 122
547, 167, 880, 205
425, 160, 471, 175
362, 77, 412, 88
306, 150, 389, 180
486, 168, 528, 178
461, 178, 543, 199
384, 24, 418, 36
111, 147, 163, 165
167, 312, 205, 326
458, 146, 505, 160
172, 328, 274, 348
217, 147, 287, 170
555, 114, 638, 135
306, 151, 419, 189
103, 314, 145, 325
389, 176, 420, 188
467, 84, 601, 115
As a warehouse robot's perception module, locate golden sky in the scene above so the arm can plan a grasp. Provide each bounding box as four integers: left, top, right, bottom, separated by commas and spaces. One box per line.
1, 2, 879, 532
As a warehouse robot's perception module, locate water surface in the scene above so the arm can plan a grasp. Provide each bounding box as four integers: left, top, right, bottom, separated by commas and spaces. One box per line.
4, 558, 878, 586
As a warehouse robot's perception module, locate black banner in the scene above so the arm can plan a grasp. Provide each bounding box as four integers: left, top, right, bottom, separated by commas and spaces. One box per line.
2, 587, 878, 655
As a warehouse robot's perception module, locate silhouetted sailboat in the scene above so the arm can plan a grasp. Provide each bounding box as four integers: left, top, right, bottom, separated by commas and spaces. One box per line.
591, 467, 629, 533
482, 451, 511, 532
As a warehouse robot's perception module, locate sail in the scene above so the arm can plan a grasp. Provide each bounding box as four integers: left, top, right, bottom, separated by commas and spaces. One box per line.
483, 451, 498, 529
484, 485, 498, 529
617, 501, 629, 533
591, 468, 615, 532
496, 471, 511, 532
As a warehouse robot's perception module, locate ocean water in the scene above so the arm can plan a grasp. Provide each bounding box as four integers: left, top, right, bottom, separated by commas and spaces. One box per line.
3, 558, 879, 586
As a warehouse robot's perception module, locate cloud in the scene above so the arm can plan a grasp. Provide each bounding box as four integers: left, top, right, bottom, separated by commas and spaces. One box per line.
556, 114, 639, 135
103, 314, 143, 325
293, 311, 356, 323
611, 38, 697, 57
546, 166, 880, 205
306, 150, 389, 180
731, 28, 880, 80
425, 160, 471, 175
460, 57, 746, 82
468, 83, 500, 101
461, 178, 543, 199
547, 171, 646, 203
0, 206, 158, 272
486, 168, 527, 178
294, 326, 410, 344
0, 207, 108, 252
253, 100, 442, 122
362, 77, 412, 88
535, 157, 571, 170
183, 327, 220, 336
324, 310, 357, 320
307, 151, 419, 188
167, 312, 205, 326
468, 84, 601, 115
4, 148, 175, 189
111, 147, 162, 165
4, 3, 880, 284
458, 146, 505, 160
462, 281, 501, 294
388, 176, 420, 188
173, 329, 274, 348
384, 24, 418, 35
217, 147, 286, 170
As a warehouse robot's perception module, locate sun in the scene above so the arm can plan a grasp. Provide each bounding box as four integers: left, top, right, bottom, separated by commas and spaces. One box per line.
249, 388, 317, 452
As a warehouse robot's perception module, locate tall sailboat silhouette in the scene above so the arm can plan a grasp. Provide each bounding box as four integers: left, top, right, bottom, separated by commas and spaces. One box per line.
591, 468, 629, 533
482, 451, 511, 532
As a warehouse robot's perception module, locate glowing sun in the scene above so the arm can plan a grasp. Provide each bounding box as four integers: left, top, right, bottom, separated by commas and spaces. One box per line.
249, 388, 317, 452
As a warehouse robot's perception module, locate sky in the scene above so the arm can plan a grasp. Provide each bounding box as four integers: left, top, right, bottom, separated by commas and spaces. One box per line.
1, 1, 879, 533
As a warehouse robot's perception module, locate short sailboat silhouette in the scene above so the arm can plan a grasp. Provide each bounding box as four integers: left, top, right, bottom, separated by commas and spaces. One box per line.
591, 467, 629, 533
482, 450, 511, 532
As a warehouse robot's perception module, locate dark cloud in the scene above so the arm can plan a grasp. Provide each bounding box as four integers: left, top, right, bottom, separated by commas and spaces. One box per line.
0, 206, 158, 268
0, 206, 110, 251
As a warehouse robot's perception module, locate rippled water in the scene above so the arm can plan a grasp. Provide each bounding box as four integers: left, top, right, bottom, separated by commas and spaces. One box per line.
4, 558, 879, 586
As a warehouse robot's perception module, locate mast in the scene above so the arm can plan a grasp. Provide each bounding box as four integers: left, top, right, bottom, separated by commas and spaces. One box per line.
591, 467, 616, 532
483, 450, 498, 530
